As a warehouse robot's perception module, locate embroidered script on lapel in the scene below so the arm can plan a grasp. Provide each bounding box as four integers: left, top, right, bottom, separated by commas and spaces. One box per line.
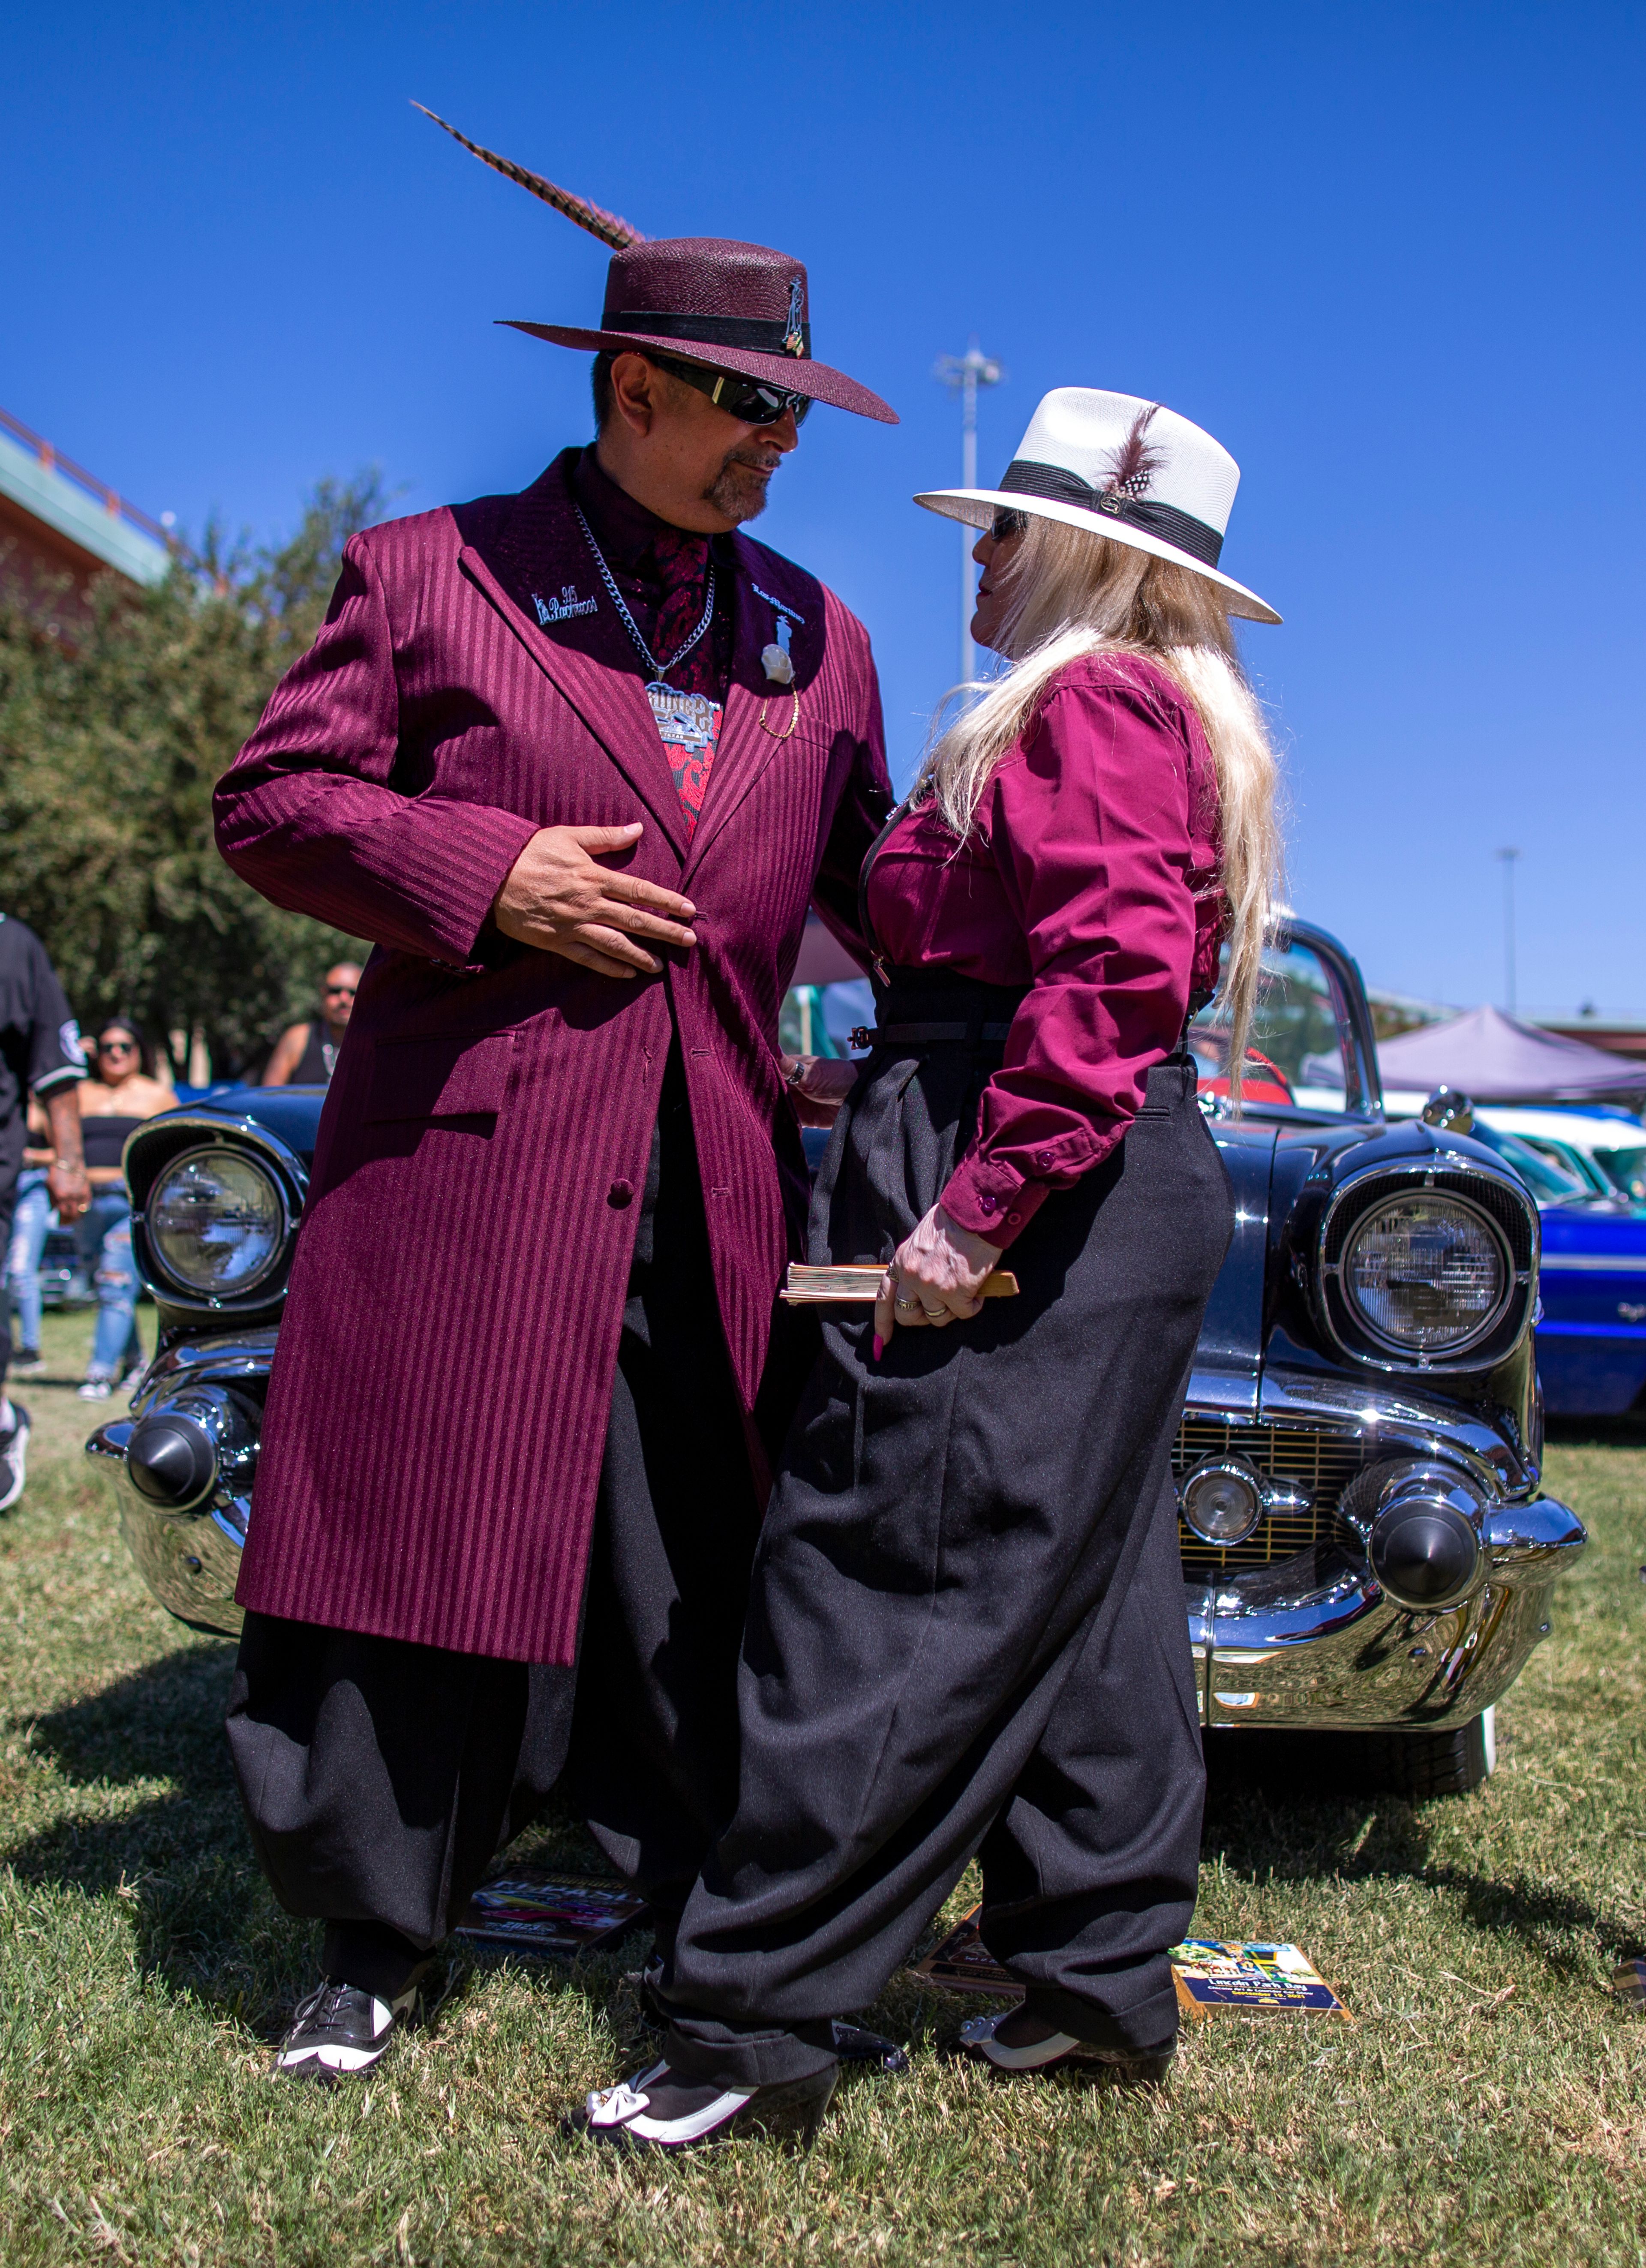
532, 584, 599, 625
751, 582, 805, 688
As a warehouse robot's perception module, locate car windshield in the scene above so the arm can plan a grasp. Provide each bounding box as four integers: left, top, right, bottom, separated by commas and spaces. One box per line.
1189, 939, 1361, 1112
1516, 1137, 1613, 1196
1466, 1120, 1591, 1202
1595, 1144, 1646, 1202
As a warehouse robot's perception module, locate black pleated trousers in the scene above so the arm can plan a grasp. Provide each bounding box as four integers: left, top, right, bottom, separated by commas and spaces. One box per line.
661, 977, 1234, 2088
226, 1047, 795, 1998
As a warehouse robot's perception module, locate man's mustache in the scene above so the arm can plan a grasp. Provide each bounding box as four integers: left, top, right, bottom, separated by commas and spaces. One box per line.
722, 445, 781, 477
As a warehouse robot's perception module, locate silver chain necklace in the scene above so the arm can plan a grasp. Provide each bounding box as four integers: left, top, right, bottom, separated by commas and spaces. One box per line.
573, 502, 716, 685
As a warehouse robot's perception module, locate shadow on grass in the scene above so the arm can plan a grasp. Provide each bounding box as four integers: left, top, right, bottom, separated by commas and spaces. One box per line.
1202, 1734, 1639, 1975
6, 1642, 638, 2041
8, 1640, 1634, 2047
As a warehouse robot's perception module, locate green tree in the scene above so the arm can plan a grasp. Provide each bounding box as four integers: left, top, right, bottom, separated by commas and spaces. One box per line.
0, 477, 382, 1081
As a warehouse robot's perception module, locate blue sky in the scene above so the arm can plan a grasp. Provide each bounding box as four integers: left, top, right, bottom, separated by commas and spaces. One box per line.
3, 2, 1642, 1015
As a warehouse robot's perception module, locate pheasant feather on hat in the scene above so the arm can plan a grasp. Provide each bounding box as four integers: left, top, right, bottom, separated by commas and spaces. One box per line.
414, 103, 897, 422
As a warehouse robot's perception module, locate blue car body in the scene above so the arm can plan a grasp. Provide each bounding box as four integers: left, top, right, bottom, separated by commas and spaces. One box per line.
1536, 1205, 1646, 1416
1464, 1123, 1646, 1417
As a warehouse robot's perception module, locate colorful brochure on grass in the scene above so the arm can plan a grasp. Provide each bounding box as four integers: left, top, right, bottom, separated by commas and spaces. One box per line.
455, 1873, 649, 1958
910, 1911, 1351, 2019
1170, 1939, 1352, 2019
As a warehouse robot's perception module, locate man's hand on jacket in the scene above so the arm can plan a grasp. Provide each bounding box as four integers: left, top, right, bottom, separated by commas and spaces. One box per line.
493, 823, 698, 979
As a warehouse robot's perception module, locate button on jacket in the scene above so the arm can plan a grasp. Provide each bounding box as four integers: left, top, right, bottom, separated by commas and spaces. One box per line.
212, 449, 890, 1664
865, 654, 1224, 1247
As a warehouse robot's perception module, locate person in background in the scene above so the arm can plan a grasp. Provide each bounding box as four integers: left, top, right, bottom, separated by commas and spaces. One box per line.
5, 1098, 60, 1376
261, 963, 361, 1086
75, 1018, 172, 1403
0, 913, 89, 1507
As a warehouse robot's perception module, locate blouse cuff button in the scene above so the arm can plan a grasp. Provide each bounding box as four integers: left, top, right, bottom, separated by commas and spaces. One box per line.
978, 1195, 995, 1214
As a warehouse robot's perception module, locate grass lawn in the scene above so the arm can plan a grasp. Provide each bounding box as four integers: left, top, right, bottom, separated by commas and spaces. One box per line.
3, 1301, 1644, 2265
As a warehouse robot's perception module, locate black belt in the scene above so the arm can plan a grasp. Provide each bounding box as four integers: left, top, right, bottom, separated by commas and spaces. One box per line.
848, 1019, 1016, 1048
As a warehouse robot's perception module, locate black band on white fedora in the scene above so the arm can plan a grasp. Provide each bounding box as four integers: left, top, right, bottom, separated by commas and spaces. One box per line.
999, 459, 1225, 568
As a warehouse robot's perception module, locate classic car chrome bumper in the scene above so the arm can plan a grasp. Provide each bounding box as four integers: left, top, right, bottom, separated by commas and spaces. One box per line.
91, 1343, 1590, 1718
1178, 1370, 1586, 1728
85, 1331, 273, 1637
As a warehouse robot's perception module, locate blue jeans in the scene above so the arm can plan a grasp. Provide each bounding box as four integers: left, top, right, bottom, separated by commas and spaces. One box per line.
77, 1190, 141, 1382
5, 1170, 52, 1354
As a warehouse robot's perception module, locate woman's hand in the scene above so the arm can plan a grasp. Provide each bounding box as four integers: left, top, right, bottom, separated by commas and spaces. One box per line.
874, 1205, 1002, 1348
780, 1056, 859, 1128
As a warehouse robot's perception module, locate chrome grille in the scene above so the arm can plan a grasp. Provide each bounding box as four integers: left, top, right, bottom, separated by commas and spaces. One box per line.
1174, 1416, 1369, 1578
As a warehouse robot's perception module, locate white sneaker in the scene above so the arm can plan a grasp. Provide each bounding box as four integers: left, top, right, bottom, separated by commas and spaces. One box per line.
275, 1980, 421, 2081
77, 1377, 113, 1402
574, 2059, 835, 2150
0, 1403, 29, 1511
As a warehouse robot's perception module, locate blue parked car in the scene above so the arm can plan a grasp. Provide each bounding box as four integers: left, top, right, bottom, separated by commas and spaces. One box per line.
1460, 1119, 1646, 1418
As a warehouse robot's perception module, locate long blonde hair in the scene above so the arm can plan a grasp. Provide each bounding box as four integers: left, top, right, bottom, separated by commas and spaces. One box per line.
914, 514, 1282, 1095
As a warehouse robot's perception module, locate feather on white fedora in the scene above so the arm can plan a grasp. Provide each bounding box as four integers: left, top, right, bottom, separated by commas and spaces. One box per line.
915, 387, 1279, 625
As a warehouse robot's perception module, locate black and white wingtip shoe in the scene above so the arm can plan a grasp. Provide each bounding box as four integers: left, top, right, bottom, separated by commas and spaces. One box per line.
570, 2059, 838, 2151
274, 1980, 421, 2082
0, 1403, 30, 1513
959, 2010, 1175, 2088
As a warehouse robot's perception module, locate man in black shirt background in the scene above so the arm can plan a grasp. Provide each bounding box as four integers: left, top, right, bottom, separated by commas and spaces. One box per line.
0, 914, 90, 1507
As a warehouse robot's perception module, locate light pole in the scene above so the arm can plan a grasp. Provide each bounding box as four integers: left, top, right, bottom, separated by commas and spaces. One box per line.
934, 338, 1003, 695
1496, 847, 1521, 1013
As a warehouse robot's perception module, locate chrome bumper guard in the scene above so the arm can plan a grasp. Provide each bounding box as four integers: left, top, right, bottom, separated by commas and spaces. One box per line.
91, 1349, 1591, 1713
1182, 1373, 1586, 1728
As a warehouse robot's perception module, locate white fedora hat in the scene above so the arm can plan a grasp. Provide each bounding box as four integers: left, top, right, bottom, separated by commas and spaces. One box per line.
915, 387, 1280, 625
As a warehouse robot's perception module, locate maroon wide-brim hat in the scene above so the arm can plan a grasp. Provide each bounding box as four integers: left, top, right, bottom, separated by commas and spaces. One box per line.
416, 106, 897, 425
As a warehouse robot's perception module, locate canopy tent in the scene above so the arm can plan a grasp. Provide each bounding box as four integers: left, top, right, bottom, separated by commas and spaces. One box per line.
1378, 1004, 1646, 1105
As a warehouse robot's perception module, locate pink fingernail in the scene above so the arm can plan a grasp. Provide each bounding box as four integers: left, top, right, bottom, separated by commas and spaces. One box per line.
871, 1334, 884, 1363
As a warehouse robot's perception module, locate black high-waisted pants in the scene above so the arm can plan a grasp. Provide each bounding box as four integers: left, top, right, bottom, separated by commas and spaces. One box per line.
661, 972, 1234, 2088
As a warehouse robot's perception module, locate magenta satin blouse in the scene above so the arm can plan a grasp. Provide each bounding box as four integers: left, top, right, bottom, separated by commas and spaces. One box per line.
865, 653, 1225, 1250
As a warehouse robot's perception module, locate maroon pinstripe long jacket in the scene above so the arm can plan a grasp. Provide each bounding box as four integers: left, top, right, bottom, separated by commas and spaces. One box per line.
213, 451, 890, 1664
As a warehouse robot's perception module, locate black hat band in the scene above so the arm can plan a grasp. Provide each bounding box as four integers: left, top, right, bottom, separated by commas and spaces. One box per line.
601, 309, 811, 358
1000, 458, 1224, 568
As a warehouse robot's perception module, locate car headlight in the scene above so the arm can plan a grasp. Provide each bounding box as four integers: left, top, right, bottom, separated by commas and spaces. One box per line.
147, 1147, 287, 1298
1341, 1194, 1509, 1355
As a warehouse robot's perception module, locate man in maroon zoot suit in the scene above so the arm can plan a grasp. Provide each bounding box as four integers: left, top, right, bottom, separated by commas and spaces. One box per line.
211, 224, 897, 2080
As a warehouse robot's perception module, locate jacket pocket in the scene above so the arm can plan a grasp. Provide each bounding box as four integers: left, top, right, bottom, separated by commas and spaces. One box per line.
365, 1030, 519, 1123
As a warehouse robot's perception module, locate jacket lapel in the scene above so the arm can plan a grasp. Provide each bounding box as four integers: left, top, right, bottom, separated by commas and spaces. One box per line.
684, 538, 819, 879
457, 464, 689, 863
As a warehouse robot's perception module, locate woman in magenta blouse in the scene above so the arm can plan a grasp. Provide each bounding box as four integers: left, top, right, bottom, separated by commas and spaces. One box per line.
580, 389, 1285, 2150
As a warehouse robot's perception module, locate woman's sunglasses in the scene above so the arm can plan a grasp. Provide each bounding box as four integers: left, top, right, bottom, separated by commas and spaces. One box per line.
988, 509, 1030, 542
653, 352, 812, 428
97, 1037, 137, 1057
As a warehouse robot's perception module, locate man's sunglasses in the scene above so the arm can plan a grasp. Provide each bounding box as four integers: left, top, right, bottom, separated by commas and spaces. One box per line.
988, 509, 1030, 542
323, 984, 357, 998
652, 352, 812, 428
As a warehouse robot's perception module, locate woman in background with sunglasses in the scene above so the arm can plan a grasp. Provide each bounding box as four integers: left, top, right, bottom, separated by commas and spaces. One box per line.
581, 388, 1284, 2150
75, 1018, 171, 1401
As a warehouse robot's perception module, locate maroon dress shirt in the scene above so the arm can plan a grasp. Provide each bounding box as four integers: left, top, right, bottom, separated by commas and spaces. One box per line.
865, 654, 1225, 1250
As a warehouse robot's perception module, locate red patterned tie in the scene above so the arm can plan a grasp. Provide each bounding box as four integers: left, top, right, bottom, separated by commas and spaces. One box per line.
647, 530, 720, 838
